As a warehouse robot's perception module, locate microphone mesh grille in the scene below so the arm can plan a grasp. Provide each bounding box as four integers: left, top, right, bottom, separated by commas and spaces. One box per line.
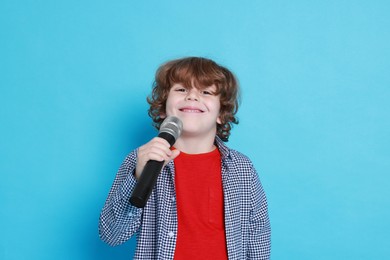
159, 116, 183, 140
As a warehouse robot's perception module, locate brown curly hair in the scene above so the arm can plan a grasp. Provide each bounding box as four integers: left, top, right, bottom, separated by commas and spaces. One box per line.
147, 57, 240, 142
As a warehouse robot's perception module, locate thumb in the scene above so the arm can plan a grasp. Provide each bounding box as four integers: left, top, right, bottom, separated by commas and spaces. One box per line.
170, 149, 181, 161
163, 149, 180, 168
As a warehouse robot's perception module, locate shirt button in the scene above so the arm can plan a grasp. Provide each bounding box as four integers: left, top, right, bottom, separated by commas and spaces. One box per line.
168, 231, 175, 238
171, 197, 175, 202
128, 212, 133, 217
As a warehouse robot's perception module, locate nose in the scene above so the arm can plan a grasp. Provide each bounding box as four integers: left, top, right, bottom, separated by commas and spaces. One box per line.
185, 89, 199, 101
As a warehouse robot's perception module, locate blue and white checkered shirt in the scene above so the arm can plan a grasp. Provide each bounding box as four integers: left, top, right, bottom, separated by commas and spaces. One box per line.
99, 137, 271, 259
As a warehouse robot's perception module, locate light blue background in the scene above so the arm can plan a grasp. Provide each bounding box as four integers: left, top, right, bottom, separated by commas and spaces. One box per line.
1, 1, 389, 259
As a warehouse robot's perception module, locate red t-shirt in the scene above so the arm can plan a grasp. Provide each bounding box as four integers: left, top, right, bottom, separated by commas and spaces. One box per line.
173, 148, 228, 260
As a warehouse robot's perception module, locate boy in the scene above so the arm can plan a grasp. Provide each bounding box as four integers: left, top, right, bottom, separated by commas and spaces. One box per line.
99, 57, 271, 259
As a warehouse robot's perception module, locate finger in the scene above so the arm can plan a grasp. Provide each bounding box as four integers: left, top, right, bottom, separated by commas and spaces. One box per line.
170, 149, 180, 161
138, 142, 170, 155
138, 146, 172, 162
139, 147, 172, 163
140, 139, 172, 155
162, 149, 181, 168
148, 145, 173, 156
150, 137, 171, 148
147, 151, 169, 162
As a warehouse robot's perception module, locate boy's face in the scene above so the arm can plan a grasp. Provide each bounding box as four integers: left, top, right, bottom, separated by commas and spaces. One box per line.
165, 83, 221, 138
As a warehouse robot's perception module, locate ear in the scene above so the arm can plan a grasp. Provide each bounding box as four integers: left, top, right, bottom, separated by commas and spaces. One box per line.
217, 116, 222, 124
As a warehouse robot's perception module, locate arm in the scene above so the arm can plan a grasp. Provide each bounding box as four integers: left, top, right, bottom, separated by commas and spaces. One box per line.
98, 150, 143, 246
99, 138, 180, 246
247, 167, 271, 259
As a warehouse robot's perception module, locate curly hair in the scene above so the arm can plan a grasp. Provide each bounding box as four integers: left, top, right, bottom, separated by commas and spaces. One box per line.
147, 57, 240, 142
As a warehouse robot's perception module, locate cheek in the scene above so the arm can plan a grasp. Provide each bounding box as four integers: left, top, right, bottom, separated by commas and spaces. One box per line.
165, 96, 173, 110
164, 97, 179, 117
215, 104, 222, 124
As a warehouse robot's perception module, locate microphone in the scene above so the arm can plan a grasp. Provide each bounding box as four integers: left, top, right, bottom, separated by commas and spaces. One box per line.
130, 116, 183, 208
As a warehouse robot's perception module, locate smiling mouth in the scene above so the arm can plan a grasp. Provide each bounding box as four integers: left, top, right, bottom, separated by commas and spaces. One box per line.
179, 108, 204, 113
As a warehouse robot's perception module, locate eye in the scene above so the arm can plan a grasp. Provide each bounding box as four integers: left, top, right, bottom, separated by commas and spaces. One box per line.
175, 88, 186, 92
202, 90, 214, 95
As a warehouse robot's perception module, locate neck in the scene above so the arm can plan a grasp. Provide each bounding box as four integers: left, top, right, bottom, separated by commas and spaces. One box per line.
174, 134, 216, 154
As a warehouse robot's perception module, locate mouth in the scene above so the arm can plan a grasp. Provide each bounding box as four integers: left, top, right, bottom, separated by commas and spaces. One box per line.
179, 107, 205, 113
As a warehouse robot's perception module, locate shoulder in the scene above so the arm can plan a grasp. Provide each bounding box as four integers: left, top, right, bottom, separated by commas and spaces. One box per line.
216, 137, 252, 164
215, 136, 257, 173
223, 147, 257, 175
227, 148, 253, 164
117, 149, 138, 173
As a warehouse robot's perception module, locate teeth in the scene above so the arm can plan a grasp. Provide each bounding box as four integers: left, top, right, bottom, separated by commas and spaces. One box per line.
181, 109, 202, 113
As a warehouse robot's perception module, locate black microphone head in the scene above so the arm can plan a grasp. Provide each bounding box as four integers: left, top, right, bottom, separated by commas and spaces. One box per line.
159, 116, 183, 141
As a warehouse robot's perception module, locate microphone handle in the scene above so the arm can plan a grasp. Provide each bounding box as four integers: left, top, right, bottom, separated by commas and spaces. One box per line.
129, 160, 164, 208
129, 132, 176, 208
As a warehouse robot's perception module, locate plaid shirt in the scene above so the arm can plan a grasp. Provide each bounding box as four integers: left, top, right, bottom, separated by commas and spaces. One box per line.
99, 137, 271, 259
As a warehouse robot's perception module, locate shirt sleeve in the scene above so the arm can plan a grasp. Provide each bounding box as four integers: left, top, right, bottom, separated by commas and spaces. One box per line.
247, 166, 271, 259
98, 150, 143, 246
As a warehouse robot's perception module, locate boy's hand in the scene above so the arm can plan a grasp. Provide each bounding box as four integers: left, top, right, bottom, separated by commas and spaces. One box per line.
135, 137, 180, 180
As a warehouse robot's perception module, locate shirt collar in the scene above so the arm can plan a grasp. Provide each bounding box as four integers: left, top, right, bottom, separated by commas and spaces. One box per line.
167, 136, 230, 171
214, 136, 230, 159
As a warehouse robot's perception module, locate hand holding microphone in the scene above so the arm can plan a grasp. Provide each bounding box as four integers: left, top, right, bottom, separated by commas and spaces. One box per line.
130, 116, 183, 208
134, 138, 179, 180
